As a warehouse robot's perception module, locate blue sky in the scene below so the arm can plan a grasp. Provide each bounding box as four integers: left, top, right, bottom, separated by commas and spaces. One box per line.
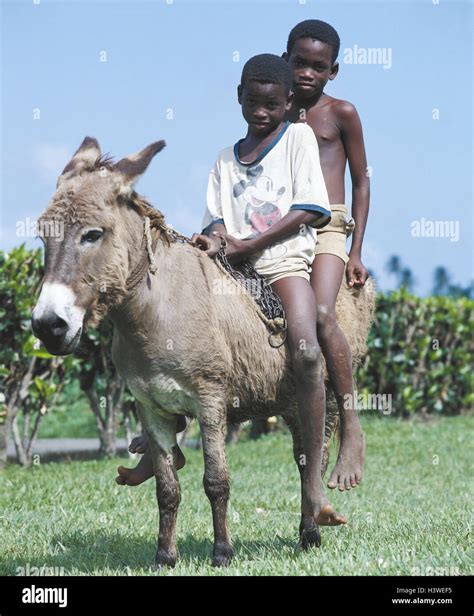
1, 0, 472, 295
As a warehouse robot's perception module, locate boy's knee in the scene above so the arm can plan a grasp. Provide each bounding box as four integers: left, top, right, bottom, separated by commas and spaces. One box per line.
292, 343, 323, 374
316, 304, 337, 335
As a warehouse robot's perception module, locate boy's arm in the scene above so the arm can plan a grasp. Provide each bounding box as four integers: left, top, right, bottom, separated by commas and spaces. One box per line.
191, 221, 226, 255
250, 210, 322, 251
339, 102, 370, 286
222, 209, 324, 263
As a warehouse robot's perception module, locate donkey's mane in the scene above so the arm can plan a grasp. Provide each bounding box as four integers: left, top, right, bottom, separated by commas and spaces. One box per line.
94, 152, 116, 171
125, 192, 172, 246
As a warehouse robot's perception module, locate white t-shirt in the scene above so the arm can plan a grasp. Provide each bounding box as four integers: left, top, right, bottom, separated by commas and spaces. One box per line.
201, 122, 331, 278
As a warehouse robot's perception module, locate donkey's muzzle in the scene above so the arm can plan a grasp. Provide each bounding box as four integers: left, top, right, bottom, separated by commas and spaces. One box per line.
32, 282, 85, 355
31, 311, 79, 355
32, 309, 67, 338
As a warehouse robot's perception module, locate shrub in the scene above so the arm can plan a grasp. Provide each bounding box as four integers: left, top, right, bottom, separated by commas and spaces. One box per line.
0, 246, 74, 467
356, 289, 473, 416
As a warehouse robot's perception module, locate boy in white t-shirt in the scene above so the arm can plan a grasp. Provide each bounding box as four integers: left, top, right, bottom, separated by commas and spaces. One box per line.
201, 93, 331, 285
193, 54, 346, 533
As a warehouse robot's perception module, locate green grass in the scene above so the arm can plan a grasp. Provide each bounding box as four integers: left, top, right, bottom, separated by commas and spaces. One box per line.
0, 415, 472, 576
18, 382, 97, 439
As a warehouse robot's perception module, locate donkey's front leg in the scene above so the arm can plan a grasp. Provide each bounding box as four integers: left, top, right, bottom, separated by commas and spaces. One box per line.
199, 411, 234, 567
151, 441, 180, 568
138, 409, 181, 568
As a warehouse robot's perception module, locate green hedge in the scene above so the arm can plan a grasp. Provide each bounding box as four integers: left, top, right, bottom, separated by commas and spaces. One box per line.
356, 289, 473, 416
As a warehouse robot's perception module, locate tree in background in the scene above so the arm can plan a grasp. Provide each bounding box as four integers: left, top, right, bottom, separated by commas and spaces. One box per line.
0, 246, 74, 467
73, 321, 133, 457
432, 266, 451, 296
384, 257, 472, 298
432, 266, 473, 299
0, 246, 134, 466
386, 255, 415, 292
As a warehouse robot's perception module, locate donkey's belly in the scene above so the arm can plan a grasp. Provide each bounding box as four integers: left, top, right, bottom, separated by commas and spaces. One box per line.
112, 334, 199, 418
127, 372, 200, 417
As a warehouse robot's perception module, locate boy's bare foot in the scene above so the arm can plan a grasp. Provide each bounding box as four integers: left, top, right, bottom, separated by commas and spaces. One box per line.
327, 419, 365, 491
303, 493, 347, 527
116, 445, 186, 486
116, 449, 154, 486
316, 503, 347, 526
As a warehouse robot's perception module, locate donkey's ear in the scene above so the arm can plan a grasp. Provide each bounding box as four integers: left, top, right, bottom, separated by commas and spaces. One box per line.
114, 140, 166, 195
57, 137, 101, 187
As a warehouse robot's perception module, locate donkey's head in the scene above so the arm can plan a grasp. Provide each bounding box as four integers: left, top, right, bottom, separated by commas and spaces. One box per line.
32, 137, 166, 355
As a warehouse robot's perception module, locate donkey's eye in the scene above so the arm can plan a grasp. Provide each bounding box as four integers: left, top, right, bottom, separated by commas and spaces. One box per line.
81, 229, 104, 243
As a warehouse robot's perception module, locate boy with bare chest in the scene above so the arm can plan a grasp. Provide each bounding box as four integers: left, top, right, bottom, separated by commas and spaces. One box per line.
284, 20, 370, 491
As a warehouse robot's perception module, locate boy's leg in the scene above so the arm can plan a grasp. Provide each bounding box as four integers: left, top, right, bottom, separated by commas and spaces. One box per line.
271, 276, 346, 526
116, 426, 186, 486
116, 445, 186, 486
310, 254, 365, 491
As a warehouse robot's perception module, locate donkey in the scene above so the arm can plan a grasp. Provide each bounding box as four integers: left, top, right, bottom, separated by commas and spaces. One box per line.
32, 137, 375, 567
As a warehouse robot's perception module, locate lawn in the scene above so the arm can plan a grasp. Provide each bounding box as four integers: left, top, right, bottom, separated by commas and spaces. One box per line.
0, 415, 472, 576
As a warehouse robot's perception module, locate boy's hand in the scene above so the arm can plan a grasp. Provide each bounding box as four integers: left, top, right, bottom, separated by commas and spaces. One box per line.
220, 234, 256, 265
191, 233, 221, 257
346, 255, 369, 287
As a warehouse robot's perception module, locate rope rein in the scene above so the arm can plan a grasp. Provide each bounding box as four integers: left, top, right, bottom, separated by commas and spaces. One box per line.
143, 217, 158, 274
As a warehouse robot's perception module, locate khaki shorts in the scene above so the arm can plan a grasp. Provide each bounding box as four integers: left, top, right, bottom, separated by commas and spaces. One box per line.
314, 204, 355, 265
265, 269, 310, 286
253, 256, 311, 287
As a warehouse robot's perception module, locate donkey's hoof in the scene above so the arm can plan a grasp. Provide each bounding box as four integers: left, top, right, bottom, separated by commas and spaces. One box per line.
154, 549, 177, 569
212, 543, 234, 567
298, 525, 321, 550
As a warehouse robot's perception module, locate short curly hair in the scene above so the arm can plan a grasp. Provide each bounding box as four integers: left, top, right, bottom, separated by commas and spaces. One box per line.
241, 53, 292, 93
287, 19, 340, 63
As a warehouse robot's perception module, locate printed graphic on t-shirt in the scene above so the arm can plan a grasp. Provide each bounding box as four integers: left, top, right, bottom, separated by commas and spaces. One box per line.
232, 164, 287, 260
